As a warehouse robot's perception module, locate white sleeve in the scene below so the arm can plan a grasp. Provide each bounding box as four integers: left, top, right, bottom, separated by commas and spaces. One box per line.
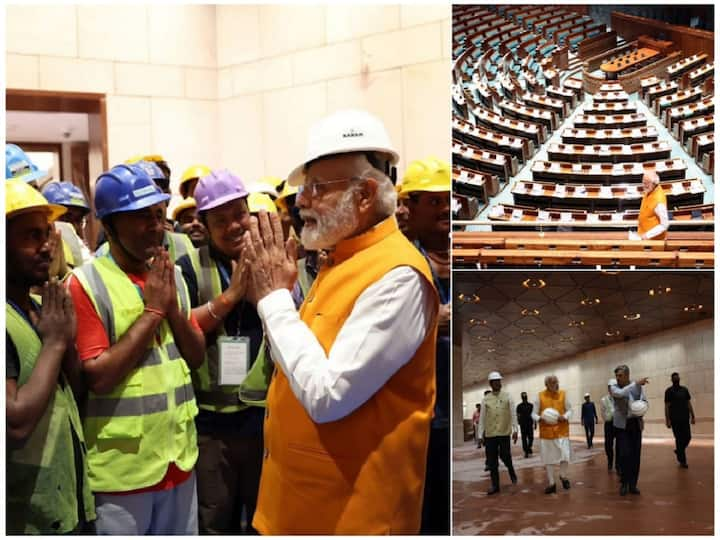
478, 401, 486, 437
611, 382, 638, 399
644, 203, 669, 239
257, 266, 436, 424
531, 398, 541, 422
509, 396, 518, 434
563, 395, 573, 421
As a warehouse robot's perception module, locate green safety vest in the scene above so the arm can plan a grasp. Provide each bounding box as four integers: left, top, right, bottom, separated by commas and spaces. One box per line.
71, 256, 199, 492
189, 245, 272, 411
95, 230, 193, 263
55, 221, 88, 269
6, 303, 96, 534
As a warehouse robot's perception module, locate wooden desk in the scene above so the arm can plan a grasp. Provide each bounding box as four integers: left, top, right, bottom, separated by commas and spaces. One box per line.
601, 48, 660, 77
473, 106, 547, 146
561, 126, 658, 145
573, 113, 647, 129
593, 91, 630, 103
547, 141, 671, 163
664, 96, 713, 131
532, 158, 687, 183
583, 102, 637, 115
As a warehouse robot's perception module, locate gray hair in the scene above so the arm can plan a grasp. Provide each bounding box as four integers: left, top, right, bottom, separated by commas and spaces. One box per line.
643, 171, 660, 186
614, 364, 630, 376
544, 374, 558, 385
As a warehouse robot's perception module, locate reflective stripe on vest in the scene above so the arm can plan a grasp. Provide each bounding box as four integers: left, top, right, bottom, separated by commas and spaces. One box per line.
71, 256, 199, 492
6, 303, 96, 533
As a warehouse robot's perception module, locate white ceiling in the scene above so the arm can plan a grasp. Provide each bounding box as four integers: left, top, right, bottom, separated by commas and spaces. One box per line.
6, 110, 89, 143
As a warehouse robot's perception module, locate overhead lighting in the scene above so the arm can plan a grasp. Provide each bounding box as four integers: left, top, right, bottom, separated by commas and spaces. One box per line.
684, 304, 703, 312
458, 293, 481, 303
623, 313, 641, 321
476, 335, 494, 342
568, 320, 585, 327
522, 278, 546, 289
559, 336, 574, 342
520, 328, 536, 335
468, 318, 488, 326
580, 297, 600, 306
487, 348, 496, 353
521, 308, 540, 316
605, 330, 620, 337
649, 286, 672, 296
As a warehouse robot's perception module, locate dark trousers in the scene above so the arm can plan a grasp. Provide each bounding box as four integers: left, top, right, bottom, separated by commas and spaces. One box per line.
420, 427, 450, 535
196, 431, 263, 534
671, 421, 692, 464
519, 422, 533, 455
485, 435, 516, 489
604, 421, 619, 470
616, 418, 642, 489
583, 422, 595, 448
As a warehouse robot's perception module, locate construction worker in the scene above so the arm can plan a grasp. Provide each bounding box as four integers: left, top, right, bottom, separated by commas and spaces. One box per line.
126, 154, 172, 194
244, 109, 439, 534
95, 161, 194, 261
175, 169, 269, 534
248, 191, 278, 215
179, 164, 212, 199
65, 164, 205, 534
399, 157, 450, 533
172, 197, 208, 247
42, 181, 93, 268
6, 180, 96, 534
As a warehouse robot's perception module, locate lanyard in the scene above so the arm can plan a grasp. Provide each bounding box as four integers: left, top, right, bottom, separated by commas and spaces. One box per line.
216, 259, 245, 337
417, 243, 449, 305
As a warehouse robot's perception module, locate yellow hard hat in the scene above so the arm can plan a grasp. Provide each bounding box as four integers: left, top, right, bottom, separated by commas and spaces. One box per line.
171, 197, 198, 221
248, 180, 279, 199
247, 192, 277, 214
275, 182, 298, 213
125, 154, 166, 165
260, 176, 284, 189
398, 156, 451, 198
179, 164, 211, 197
5, 179, 66, 222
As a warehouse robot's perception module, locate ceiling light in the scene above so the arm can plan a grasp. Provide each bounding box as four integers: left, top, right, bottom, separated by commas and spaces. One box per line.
487, 348, 496, 353
476, 335, 494, 342
521, 308, 540, 316
580, 297, 600, 306
649, 286, 672, 296
605, 330, 620, 337
468, 318, 488, 326
559, 336, 574, 342
520, 328, 536, 335
683, 304, 703, 312
568, 320, 585, 327
522, 278, 546, 289
623, 313, 641, 321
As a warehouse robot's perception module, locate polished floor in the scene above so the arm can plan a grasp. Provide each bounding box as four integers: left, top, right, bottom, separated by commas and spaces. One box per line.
453, 435, 713, 535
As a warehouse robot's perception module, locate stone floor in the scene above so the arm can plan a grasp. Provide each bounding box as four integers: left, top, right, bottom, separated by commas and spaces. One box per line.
453, 435, 713, 535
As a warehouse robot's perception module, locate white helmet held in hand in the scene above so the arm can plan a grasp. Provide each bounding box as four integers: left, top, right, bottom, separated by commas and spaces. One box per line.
287, 109, 399, 186
629, 400, 649, 417
541, 407, 560, 425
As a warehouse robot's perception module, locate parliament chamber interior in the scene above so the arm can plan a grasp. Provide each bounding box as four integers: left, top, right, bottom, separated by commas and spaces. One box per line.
451, 5, 715, 269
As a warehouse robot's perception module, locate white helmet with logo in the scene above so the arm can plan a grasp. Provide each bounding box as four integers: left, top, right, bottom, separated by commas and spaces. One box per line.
608, 378, 617, 387
287, 109, 399, 186
488, 371, 503, 381
541, 407, 560, 425
629, 400, 649, 417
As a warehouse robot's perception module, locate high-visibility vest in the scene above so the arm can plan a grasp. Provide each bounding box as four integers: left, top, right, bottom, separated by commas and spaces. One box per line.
6, 303, 96, 534
55, 221, 89, 268
71, 256, 199, 492
187, 245, 271, 411
539, 389, 570, 439
253, 217, 439, 535
95, 230, 193, 262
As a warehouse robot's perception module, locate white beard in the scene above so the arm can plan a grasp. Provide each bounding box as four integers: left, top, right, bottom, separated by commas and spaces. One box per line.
300, 187, 360, 250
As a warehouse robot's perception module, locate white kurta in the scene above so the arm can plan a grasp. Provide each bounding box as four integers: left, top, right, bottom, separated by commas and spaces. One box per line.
532, 394, 573, 465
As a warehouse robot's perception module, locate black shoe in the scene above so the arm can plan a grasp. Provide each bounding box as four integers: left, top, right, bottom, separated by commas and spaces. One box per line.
529, 449, 533, 455
680, 462, 689, 469
510, 472, 518, 485
620, 484, 628, 496
608, 463, 613, 471
560, 477, 571, 490
487, 486, 500, 495
525, 452, 529, 458
484, 466, 490, 471
629, 487, 641, 495
544, 484, 557, 494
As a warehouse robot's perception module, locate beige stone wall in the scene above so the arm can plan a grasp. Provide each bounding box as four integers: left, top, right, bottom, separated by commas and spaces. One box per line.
461, 319, 714, 440
7, 5, 450, 192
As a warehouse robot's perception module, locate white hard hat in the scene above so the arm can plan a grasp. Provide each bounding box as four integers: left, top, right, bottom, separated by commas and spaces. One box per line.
287, 109, 399, 186
541, 407, 560, 425
608, 378, 617, 386
629, 400, 649, 417
488, 371, 503, 381
584, 392, 590, 398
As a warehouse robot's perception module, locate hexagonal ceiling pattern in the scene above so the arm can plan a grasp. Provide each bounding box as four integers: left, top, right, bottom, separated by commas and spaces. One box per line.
454, 271, 713, 388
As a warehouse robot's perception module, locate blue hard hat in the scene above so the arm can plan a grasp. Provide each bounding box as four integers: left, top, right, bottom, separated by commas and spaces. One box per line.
133, 160, 166, 182
95, 164, 170, 219
5, 144, 48, 183
42, 181, 90, 212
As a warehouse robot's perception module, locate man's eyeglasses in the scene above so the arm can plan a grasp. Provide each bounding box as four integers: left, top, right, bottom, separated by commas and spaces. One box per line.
298, 176, 364, 198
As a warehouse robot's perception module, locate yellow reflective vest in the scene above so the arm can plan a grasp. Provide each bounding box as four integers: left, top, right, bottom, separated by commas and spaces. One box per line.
71, 256, 199, 492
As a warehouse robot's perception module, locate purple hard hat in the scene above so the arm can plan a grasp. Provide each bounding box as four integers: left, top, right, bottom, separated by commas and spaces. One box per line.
194, 169, 249, 212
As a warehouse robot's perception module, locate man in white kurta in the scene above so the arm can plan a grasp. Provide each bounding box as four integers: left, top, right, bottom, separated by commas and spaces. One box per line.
532, 375, 573, 494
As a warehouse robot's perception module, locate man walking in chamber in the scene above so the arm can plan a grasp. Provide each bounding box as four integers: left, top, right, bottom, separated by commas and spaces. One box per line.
581, 393, 599, 449
601, 379, 620, 474
516, 391, 535, 458
477, 371, 518, 495
533, 375, 573, 494
665, 372, 695, 468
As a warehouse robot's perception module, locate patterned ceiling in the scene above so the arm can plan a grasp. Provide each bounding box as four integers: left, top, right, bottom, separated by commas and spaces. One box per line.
454, 271, 714, 388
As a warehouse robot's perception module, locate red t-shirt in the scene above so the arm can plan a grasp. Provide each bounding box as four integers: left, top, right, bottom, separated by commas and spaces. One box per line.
67, 271, 201, 494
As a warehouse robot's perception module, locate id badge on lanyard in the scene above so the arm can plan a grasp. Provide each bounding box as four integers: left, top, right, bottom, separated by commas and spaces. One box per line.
218, 336, 250, 386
